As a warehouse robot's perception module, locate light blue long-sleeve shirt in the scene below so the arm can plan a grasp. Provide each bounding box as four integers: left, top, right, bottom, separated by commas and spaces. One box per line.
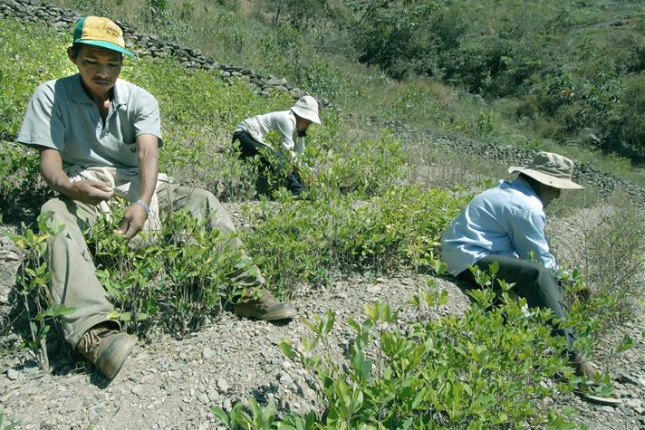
441, 177, 557, 276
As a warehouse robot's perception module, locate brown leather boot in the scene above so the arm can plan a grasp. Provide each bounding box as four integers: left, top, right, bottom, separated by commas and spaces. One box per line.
571, 353, 599, 380
77, 325, 137, 380
234, 289, 297, 321
570, 353, 622, 405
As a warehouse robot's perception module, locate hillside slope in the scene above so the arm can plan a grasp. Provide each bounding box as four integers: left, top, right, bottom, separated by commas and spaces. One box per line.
1, 1, 645, 429
2, 204, 645, 429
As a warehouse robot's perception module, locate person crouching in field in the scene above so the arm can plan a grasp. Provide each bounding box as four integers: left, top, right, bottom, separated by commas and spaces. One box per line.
232, 96, 321, 197
441, 151, 620, 403
17, 16, 296, 381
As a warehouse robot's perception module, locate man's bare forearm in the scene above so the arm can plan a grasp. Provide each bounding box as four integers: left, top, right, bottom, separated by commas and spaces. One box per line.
135, 134, 159, 205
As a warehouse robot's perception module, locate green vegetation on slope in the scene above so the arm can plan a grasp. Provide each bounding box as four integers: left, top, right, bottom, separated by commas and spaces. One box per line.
1, 15, 470, 328
43, 0, 645, 167
2, 9, 644, 430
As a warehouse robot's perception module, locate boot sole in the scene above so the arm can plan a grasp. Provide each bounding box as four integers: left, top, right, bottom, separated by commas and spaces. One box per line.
260, 307, 297, 321
235, 307, 297, 321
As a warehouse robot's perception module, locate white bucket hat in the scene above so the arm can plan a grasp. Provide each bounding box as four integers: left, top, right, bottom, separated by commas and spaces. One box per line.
508, 151, 584, 190
291, 96, 321, 125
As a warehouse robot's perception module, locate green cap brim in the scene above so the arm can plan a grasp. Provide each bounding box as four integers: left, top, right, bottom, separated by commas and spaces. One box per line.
76, 40, 135, 58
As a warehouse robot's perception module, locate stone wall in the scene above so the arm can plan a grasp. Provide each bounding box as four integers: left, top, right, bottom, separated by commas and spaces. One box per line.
0, 0, 319, 102
393, 126, 645, 206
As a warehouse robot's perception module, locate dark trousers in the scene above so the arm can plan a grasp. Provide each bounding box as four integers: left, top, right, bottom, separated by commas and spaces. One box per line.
232, 131, 307, 195
458, 255, 575, 353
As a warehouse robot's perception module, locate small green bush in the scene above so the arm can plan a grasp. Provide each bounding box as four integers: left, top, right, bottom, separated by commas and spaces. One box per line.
0, 142, 53, 223
240, 185, 466, 292
214, 282, 581, 429
312, 131, 408, 196
11, 213, 71, 371
87, 205, 251, 338
601, 74, 645, 160
0, 20, 72, 222
0, 19, 74, 140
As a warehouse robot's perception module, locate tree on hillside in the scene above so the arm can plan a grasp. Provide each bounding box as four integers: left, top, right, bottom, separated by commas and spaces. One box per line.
265, 0, 328, 29
352, 1, 466, 80
601, 74, 645, 161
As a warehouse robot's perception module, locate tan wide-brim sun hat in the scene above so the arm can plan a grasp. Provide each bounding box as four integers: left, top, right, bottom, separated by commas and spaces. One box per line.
291, 95, 321, 125
508, 151, 584, 190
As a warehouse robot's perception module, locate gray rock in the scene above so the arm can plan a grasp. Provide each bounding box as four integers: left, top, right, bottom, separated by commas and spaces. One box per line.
6, 368, 19, 380
202, 348, 216, 359
216, 377, 229, 392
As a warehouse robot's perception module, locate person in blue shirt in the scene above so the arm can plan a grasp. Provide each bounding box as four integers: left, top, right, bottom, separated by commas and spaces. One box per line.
441, 152, 599, 382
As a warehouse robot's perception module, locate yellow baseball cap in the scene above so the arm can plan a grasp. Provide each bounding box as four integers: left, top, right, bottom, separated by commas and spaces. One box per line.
73, 16, 134, 57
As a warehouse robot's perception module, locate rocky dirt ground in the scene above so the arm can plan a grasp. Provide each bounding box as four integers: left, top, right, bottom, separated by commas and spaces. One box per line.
1, 3, 644, 427
1, 202, 644, 430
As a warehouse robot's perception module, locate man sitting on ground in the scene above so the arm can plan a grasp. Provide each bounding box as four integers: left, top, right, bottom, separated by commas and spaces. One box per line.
17, 16, 296, 381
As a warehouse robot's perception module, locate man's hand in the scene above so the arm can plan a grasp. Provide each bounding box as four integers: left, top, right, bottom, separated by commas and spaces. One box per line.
116, 134, 158, 241
39, 148, 115, 204
69, 180, 115, 204
116, 203, 148, 240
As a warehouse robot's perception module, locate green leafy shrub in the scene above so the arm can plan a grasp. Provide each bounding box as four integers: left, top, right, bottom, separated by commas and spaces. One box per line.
312, 131, 408, 196
86, 204, 251, 338
0, 142, 53, 223
10, 213, 71, 371
214, 282, 580, 429
10, 202, 254, 346
601, 74, 645, 160
240, 186, 468, 291
295, 58, 348, 101
0, 19, 72, 222
353, 2, 466, 81
0, 19, 74, 141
